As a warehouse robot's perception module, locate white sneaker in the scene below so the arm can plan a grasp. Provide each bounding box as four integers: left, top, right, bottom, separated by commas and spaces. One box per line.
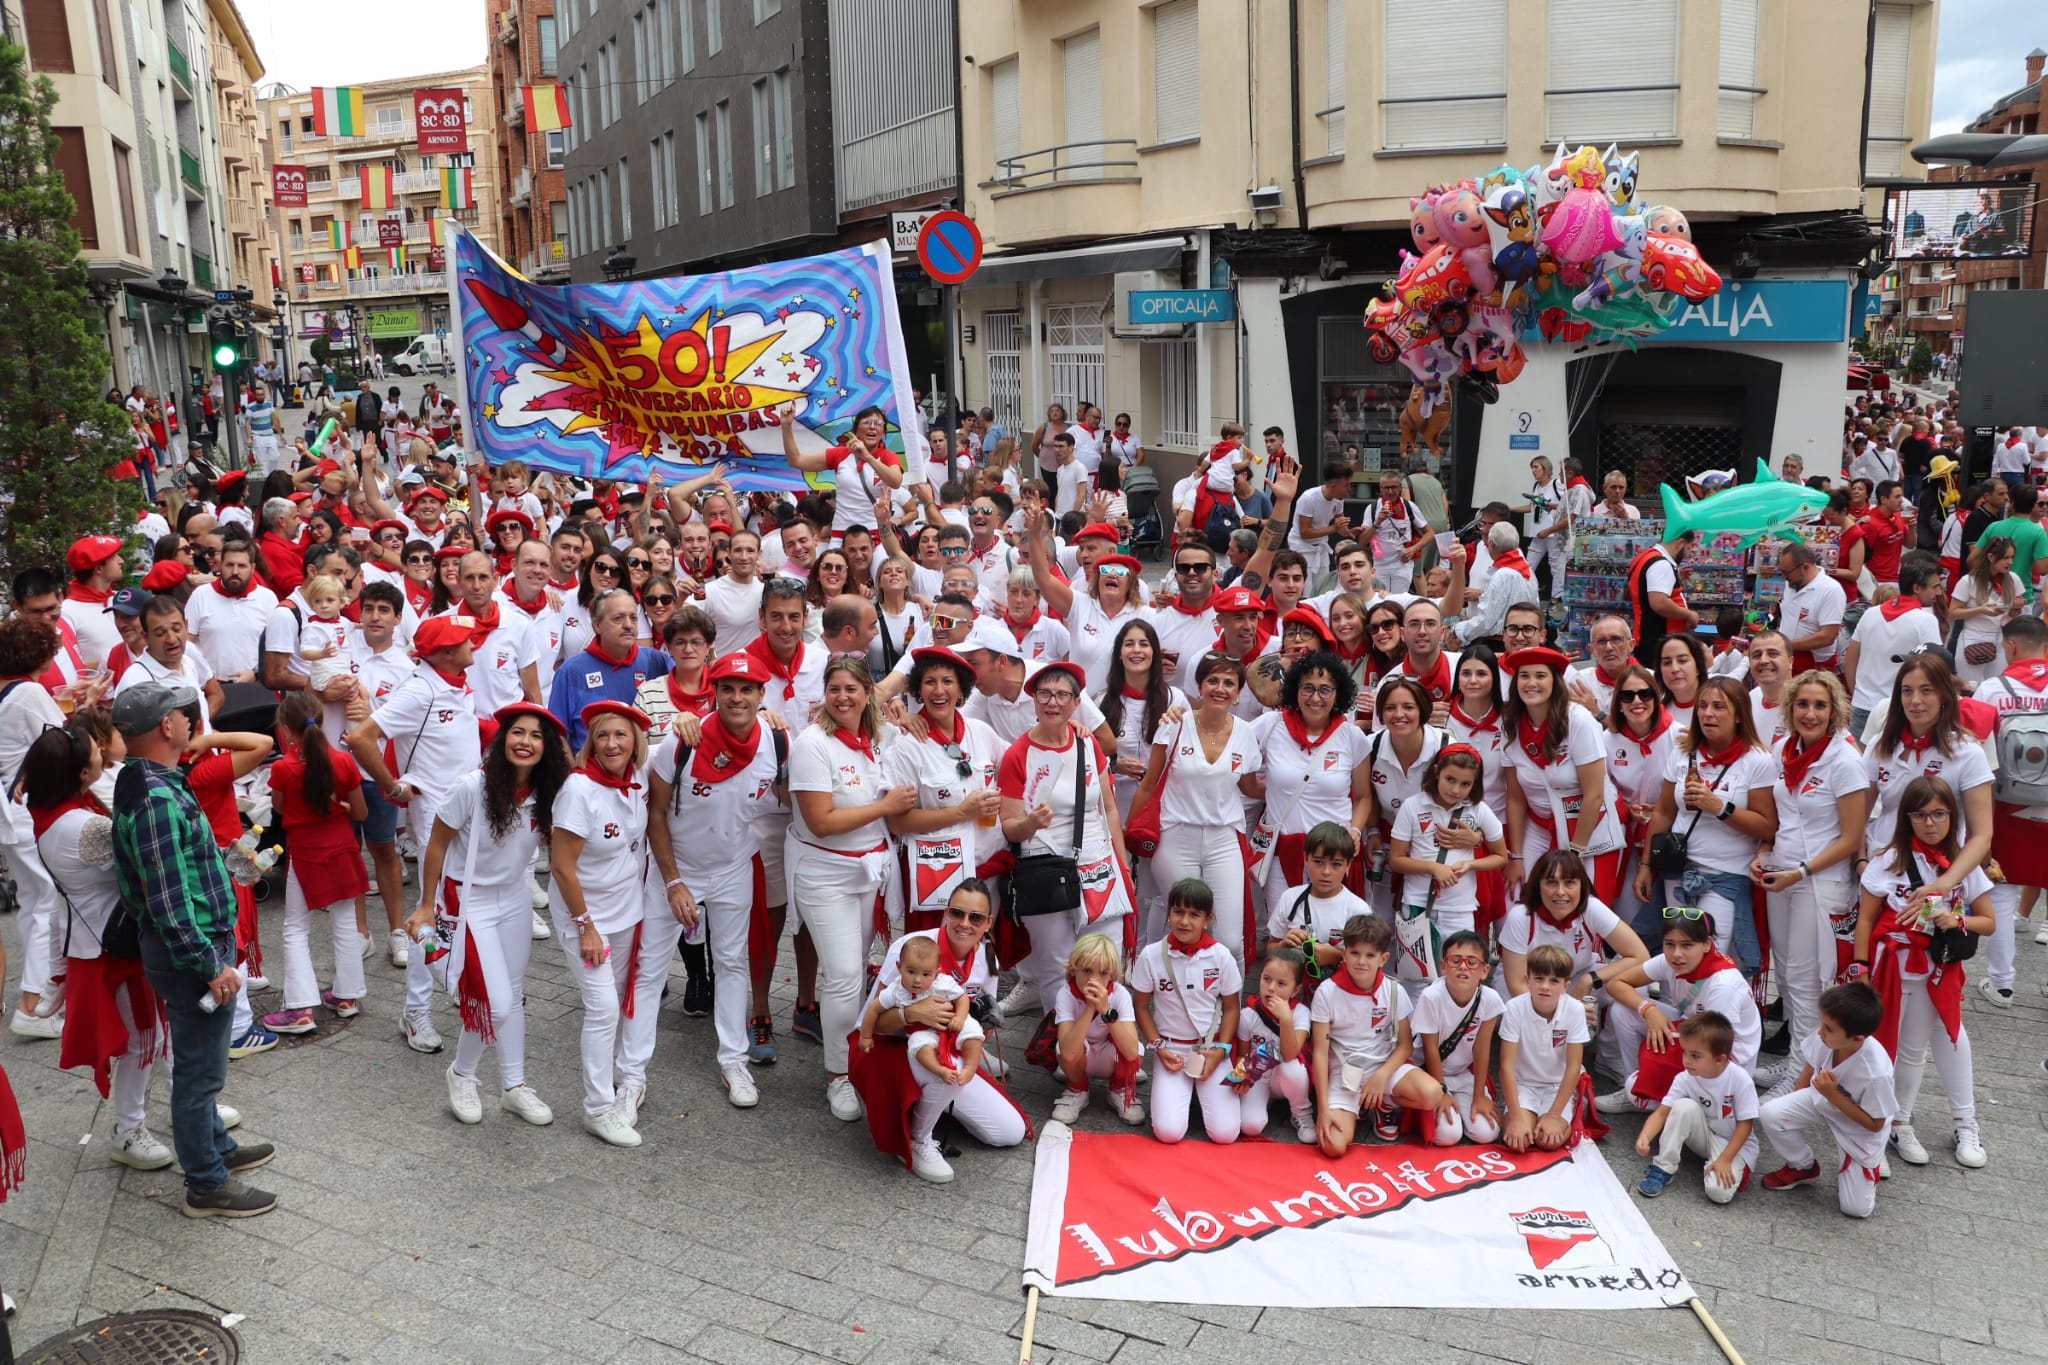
243, 974, 270, 992
1892, 1121, 1930, 1165
500, 1085, 554, 1126
529, 876, 549, 910
1978, 979, 2015, 1008
530, 909, 551, 941
358, 931, 373, 959
722, 1064, 759, 1108
34, 983, 65, 1017
1113, 1092, 1149, 1126
2035, 920, 2048, 945
1293, 1112, 1317, 1144
108, 1125, 175, 1171
826, 1075, 864, 1122
1954, 1125, 1987, 1169
446, 1065, 483, 1124
8, 1010, 61, 1041
1051, 1088, 1089, 1125
1750, 1058, 1794, 1088
216, 1102, 241, 1130
1595, 1088, 1643, 1115
1878, 1152, 1891, 1179
582, 1109, 642, 1147
387, 930, 410, 968
909, 1139, 955, 1184
402, 1010, 444, 1054
617, 1082, 645, 1131
997, 978, 1039, 1021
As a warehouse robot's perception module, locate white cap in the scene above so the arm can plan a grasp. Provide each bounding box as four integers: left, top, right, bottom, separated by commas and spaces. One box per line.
965, 617, 1023, 660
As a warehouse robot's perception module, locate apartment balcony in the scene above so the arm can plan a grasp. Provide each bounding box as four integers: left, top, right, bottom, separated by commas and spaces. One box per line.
979, 140, 1142, 243
221, 121, 253, 165
179, 148, 206, 197
520, 240, 569, 278
192, 255, 214, 289
289, 233, 306, 252
333, 120, 417, 146
166, 35, 194, 98
228, 197, 257, 238
505, 101, 525, 130
497, 7, 520, 45
336, 170, 444, 199
346, 272, 447, 297
212, 43, 239, 86
510, 167, 533, 207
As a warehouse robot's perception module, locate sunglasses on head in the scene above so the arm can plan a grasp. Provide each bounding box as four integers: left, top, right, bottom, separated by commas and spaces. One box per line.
1662, 905, 1712, 923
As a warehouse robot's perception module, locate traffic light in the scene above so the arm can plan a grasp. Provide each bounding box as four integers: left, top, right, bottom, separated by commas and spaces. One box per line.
208, 307, 243, 370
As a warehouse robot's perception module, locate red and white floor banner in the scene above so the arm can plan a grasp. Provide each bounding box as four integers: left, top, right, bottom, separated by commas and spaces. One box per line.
1023, 1126, 1694, 1310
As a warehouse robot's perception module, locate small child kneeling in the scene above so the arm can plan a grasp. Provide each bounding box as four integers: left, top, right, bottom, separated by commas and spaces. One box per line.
1051, 933, 1146, 1127
1310, 914, 1443, 1157
1133, 880, 1244, 1144
1758, 981, 1897, 1219
1633, 1010, 1757, 1202
859, 936, 984, 1084
1412, 931, 1505, 1145
1498, 943, 1589, 1152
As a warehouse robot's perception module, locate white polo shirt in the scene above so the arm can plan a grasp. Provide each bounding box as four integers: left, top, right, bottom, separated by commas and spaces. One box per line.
1311, 969, 1407, 1063
1780, 571, 1847, 665
1131, 938, 1242, 1042
1498, 991, 1587, 1094
652, 728, 783, 881
550, 770, 649, 931
184, 581, 280, 679
1847, 602, 1942, 714
368, 664, 479, 803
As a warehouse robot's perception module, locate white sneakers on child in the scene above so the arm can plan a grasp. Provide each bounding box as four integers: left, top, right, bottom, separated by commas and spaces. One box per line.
1051, 1089, 1089, 1125
910, 1139, 954, 1183
387, 930, 410, 968
1954, 1124, 1987, 1169
109, 1126, 175, 1171
1891, 1122, 1930, 1165
500, 1085, 554, 1126
1112, 1092, 1147, 1126
1595, 1088, 1646, 1115
446, 1065, 484, 1125
1293, 1111, 1317, 1144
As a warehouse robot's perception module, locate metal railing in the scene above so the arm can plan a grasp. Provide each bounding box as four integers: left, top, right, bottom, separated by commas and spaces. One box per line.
838, 108, 956, 212
344, 273, 447, 297
987, 138, 1139, 191
165, 36, 193, 93
519, 241, 569, 277
337, 170, 443, 199
179, 148, 205, 192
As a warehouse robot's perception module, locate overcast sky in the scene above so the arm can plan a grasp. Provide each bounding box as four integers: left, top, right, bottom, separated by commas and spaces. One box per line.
1930, 0, 2040, 134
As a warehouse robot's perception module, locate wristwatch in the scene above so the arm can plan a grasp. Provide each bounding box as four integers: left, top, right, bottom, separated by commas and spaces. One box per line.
1714, 800, 1735, 822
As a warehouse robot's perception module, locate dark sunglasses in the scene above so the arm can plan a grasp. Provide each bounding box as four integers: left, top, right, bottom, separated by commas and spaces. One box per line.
1617, 687, 1657, 704
643, 594, 676, 607
627, 557, 651, 569
940, 741, 973, 780
1174, 562, 1213, 575
592, 562, 622, 574
404, 553, 433, 565
1370, 620, 1401, 633
946, 906, 993, 926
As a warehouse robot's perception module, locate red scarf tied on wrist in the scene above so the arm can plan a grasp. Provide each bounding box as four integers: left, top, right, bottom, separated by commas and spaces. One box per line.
1869, 841, 1967, 1058
691, 715, 762, 784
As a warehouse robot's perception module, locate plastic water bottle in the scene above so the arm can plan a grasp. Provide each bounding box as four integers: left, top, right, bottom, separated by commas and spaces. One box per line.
197, 991, 220, 1014
412, 924, 440, 955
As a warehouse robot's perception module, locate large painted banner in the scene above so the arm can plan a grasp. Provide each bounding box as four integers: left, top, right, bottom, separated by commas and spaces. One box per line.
450, 227, 921, 493
1023, 1127, 1694, 1310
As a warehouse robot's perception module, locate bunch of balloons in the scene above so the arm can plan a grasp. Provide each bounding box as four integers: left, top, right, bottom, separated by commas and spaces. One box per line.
1364, 142, 1725, 407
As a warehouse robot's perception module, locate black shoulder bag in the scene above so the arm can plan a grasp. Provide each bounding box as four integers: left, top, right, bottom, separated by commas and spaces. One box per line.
1903, 849, 1977, 966
1009, 732, 1089, 916
1648, 760, 1733, 878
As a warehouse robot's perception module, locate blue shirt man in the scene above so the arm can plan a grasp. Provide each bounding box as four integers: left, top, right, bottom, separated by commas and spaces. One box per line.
548, 586, 669, 748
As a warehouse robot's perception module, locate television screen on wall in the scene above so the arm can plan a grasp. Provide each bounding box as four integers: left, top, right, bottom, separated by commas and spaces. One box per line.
1887, 184, 2034, 260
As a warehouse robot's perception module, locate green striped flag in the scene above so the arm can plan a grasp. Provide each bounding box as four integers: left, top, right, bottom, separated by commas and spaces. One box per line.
328, 220, 351, 250
439, 167, 474, 211
311, 86, 364, 137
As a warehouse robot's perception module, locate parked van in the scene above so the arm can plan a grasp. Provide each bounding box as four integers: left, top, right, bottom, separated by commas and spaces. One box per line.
395, 334, 452, 377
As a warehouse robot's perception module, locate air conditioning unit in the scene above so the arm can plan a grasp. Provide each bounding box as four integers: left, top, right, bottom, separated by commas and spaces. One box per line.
1111, 269, 1184, 339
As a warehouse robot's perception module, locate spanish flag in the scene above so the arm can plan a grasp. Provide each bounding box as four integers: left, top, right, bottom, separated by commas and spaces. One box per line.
343, 244, 362, 272
311, 87, 364, 137
359, 166, 396, 211
439, 167, 474, 211
425, 216, 446, 247
327, 220, 351, 250
521, 84, 571, 132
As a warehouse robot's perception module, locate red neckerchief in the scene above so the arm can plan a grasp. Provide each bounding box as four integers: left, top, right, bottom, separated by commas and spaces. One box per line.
1517, 714, 1553, 763
691, 714, 762, 784
1492, 548, 1532, 579
831, 726, 875, 762
2005, 658, 2048, 691
922, 708, 965, 748
1910, 837, 1951, 877
549, 575, 580, 593
1403, 649, 1450, 700
1595, 657, 1641, 687
585, 638, 638, 670
211, 577, 254, 600
1167, 592, 1213, 617
1334, 635, 1370, 664
1120, 684, 1147, 701
1694, 738, 1750, 770
1678, 948, 1739, 982
1166, 932, 1219, 958
428, 663, 472, 692
667, 670, 712, 718
29, 792, 104, 841
404, 577, 432, 613
1220, 618, 1278, 662
1282, 710, 1343, 750
1609, 709, 1665, 758
64, 582, 110, 606
1568, 476, 1593, 490
1006, 607, 1041, 642
1332, 967, 1384, 997
679, 554, 713, 583
1878, 596, 1921, 622
1379, 495, 1408, 523
505, 583, 549, 617
744, 635, 805, 700
578, 759, 641, 793
1898, 726, 1935, 755
937, 930, 975, 984
1781, 733, 1829, 792
1712, 639, 1740, 659
493, 551, 515, 577
466, 600, 503, 640
1450, 697, 1501, 734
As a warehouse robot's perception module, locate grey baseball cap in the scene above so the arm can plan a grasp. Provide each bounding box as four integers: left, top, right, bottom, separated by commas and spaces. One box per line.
111, 681, 199, 736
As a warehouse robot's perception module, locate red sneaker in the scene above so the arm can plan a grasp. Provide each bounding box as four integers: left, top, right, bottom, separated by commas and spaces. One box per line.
1372, 1105, 1402, 1142
1762, 1162, 1820, 1191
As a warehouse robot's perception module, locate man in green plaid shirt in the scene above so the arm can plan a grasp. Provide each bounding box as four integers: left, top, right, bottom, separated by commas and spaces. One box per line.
110, 681, 278, 1218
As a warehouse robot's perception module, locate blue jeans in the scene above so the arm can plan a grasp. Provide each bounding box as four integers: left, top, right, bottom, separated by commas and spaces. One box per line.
1669, 865, 1763, 978
139, 930, 240, 1193
356, 778, 398, 845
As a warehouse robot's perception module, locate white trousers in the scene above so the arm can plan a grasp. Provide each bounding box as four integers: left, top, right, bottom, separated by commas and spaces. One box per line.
1154, 824, 1247, 963
1430, 1070, 1503, 1146
280, 875, 365, 1009
1986, 882, 2021, 991
1764, 878, 1840, 1054
1, 817, 61, 999
251, 431, 281, 475
403, 796, 449, 1015
449, 883, 536, 1089
1023, 909, 1081, 1018
109, 977, 160, 1134
617, 905, 682, 1093
788, 841, 880, 1075
550, 906, 641, 1118
1061, 1038, 1128, 1090
1759, 1088, 1885, 1218
1375, 554, 1415, 596
1893, 975, 1976, 1127
907, 1050, 1029, 1148
1149, 1044, 1240, 1144
1652, 1099, 1749, 1203
686, 857, 761, 1069
1239, 1057, 1312, 1138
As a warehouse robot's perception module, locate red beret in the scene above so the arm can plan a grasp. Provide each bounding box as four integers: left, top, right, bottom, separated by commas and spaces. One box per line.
494, 701, 566, 736
66, 536, 123, 572
1026, 660, 1087, 693
1072, 522, 1120, 545
215, 469, 248, 491
707, 653, 769, 685
433, 545, 471, 563
411, 614, 477, 656
580, 700, 653, 732
140, 560, 191, 591
1280, 605, 1337, 649
1211, 586, 1267, 615
1503, 646, 1573, 675
288, 491, 314, 503
909, 645, 978, 685
315, 459, 342, 477
486, 509, 536, 537
370, 520, 408, 538
408, 486, 450, 507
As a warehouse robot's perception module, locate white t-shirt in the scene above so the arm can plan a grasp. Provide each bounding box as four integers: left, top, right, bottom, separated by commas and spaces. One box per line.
1780, 572, 1847, 665
1062, 595, 1140, 698
964, 682, 1106, 748
1131, 939, 1242, 1041
1859, 846, 1994, 973
788, 726, 896, 855
1498, 991, 1588, 1094
1052, 459, 1089, 517
114, 648, 216, 732
1768, 735, 1869, 889
1055, 980, 1135, 1048
1310, 970, 1407, 1063
998, 728, 1112, 857
1410, 978, 1505, 1083
1289, 488, 1343, 567
1606, 721, 1678, 815
1657, 744, 1775, 876
60, 597, 121, 670
0, 682, 63, 786
346, 638, 414, 718
1641, 954, 1762, 1069
1106, 686, 1184, 804
1249, 712, 1371, 839
884, 714, 1007, 870
1504, 704, 1624, 855
1066, 422, 1104, 476
1004, 613, 1071, 666
1154, 714, 1260, 830
461, 617, 541, 714
1848, 604, 1942, 713
1862, 730, 1993, 837
1497, 898, 1624, 985
701, 576, 765, 655
652, 727, 784, 881
1790, 1032, 1896, 1163
1951, 571, 2023, 654
1749, 692, 1787, 750
184, 582, 280, 680
1145, 602, 1220, 694
369, 665, 480, 803
1265, 882, 1367, 949
1445, 705, 1511, 821
1367, 726, 1447, 836
549, 770, 648, 932
1391, 796, 1505, 922
1658, 1066, 1761, 1168
434, 769, 543, 890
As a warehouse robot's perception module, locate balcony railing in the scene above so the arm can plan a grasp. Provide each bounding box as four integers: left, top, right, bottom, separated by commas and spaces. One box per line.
344, 272, 447, 297
221, 122, 253, 165
213, 43, 240, 85
228, 198, 256, 236
337, 169, 444, 199
520, 241, 570, 277
985, 139, 1139, 193
838, 108, 956, 213
192, 255, 213, 289
289, 233, 306, 252
179, 148, 205, 193
165, 37, 193, 94
510, 167, 534, 206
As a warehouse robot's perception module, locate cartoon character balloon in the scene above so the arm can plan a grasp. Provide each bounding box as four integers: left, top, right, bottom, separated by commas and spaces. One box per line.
1433, 182, 1498, 296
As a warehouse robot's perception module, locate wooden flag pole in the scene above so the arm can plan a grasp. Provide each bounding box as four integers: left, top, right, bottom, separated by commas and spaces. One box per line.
1018, 1285, 1041, 1363
1689, 1297, 1746, 1364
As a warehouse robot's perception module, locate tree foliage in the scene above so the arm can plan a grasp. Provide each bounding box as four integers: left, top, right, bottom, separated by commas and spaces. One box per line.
0, 39, 141, 583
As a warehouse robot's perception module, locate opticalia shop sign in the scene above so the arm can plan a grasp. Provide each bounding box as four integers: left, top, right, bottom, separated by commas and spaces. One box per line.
1649, 278, 1850, 344
1126, 289, 1237, 325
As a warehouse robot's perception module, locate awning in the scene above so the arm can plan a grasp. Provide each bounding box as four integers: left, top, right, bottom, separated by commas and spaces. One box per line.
970, 234, 1188, 287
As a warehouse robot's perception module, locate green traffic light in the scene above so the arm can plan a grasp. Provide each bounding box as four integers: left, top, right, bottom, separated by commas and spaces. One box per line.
213, 343, 239, 367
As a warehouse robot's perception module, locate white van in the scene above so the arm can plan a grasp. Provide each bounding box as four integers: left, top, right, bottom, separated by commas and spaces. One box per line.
395, 334, 452, 377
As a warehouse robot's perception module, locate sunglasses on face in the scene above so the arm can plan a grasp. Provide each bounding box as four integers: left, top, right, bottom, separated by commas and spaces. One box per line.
592, 562, 621, 574
643, 594, 676, 607
946, 907, 992, 926
1370, 621, 1400, 633
1617, 687, 1657, 704
1174, 562, 1212, 576
932, 614, 968, 631
628, 557, 651, 569
1098, 564, 1131, 578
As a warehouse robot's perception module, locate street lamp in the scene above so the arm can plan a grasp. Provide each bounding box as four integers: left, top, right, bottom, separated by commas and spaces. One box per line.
158, 268, 187, 297
602, 245, 637, 281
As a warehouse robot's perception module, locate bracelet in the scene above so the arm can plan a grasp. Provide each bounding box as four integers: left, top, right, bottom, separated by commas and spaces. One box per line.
1635, 999, 1653, 1017
663, 877, 686, 890
572, 914, 594, 929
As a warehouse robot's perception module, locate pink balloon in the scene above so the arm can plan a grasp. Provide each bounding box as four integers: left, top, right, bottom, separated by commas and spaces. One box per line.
1539, 187, 1624, 268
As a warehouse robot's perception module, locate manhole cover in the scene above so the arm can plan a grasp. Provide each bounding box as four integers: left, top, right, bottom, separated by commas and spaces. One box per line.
18, 1309, 241, 1363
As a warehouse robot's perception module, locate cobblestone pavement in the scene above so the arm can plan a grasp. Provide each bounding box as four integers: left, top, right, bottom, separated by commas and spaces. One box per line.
3, 885, 2045, 1364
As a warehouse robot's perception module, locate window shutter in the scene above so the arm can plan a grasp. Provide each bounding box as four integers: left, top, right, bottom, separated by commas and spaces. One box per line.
1064, 29, 1102, 180
1547, 0, 1679, 142
1717, 0, 1760, 137
1153, 0, 1200, 145
1864, 3, 1913, 178
991, 59, 1021, 181
1383, 0, 1506, 150
25, 0, 75, 73
53, 128, 97, 248
1324, 0, 1346, 155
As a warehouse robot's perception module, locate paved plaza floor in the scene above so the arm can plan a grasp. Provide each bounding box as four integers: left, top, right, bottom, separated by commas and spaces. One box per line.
3, 890, 2045, 1363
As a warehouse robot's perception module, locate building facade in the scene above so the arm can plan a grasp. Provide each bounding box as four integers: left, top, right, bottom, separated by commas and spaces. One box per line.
263, 68, 501, 367
205, 0, 277, 329
486, 0, 569, 282
554, 0, 838, 281
956, 0, 1938, 509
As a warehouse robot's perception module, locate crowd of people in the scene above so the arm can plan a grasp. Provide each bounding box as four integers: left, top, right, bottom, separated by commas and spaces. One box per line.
0, 392, 2033, 1229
